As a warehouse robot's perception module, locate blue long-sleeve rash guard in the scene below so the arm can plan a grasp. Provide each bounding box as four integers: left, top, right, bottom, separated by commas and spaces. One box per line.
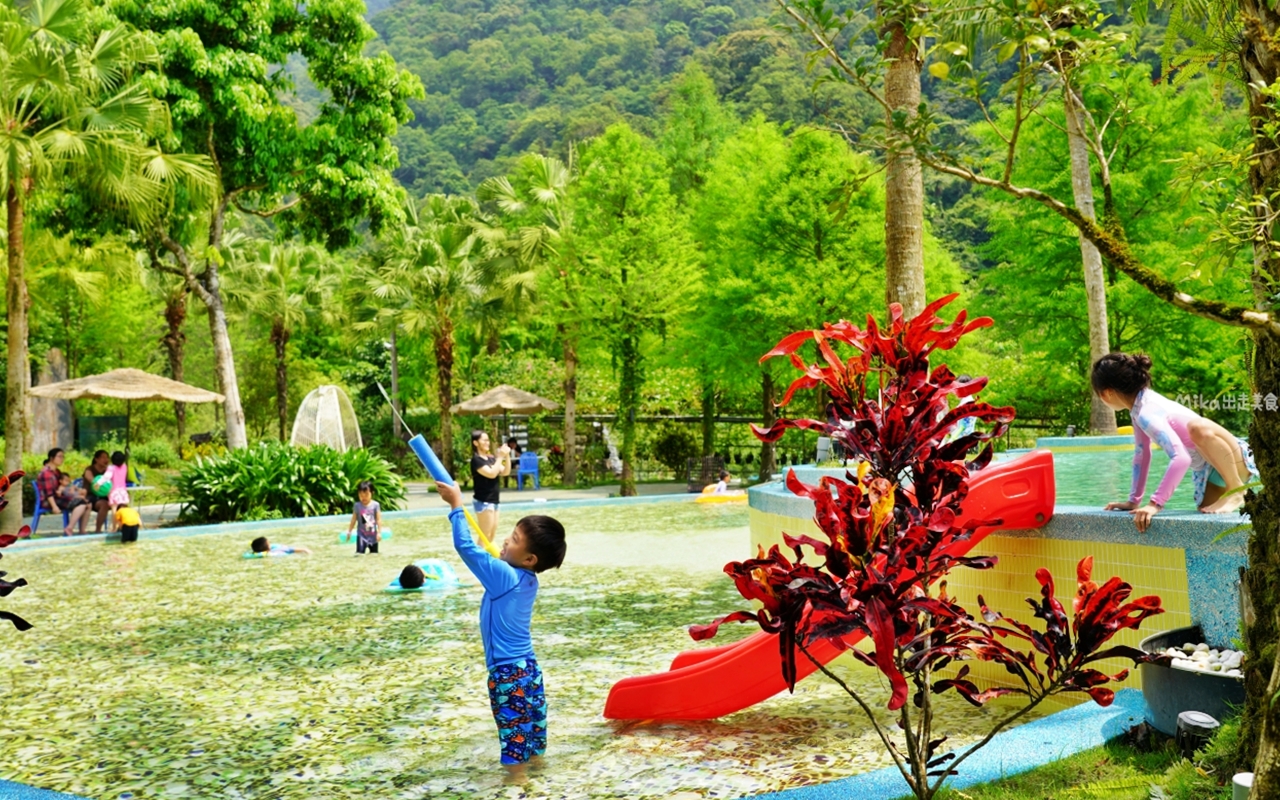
449, 507, 539, 668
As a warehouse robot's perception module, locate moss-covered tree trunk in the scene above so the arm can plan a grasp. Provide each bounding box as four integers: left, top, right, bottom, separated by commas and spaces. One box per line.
434, 315, 456, 476
162, 288, 188, 442
1239, 2, 1280, 793
271, 319, 290, 442
561, 325, 578, 486
2, 183, 28, 535
760, 371, 777, 479
701, 379, 716, 458
618, 330, 640, 498
1243, 331, 1280, 794
881, 17, 926, 319
1063, 84, 1116, 435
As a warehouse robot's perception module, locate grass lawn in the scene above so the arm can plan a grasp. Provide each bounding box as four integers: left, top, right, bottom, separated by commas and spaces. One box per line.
936, 735, 1235, 800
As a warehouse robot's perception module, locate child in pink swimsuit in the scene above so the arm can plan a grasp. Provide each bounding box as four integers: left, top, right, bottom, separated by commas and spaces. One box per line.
1092, 353, 1256, 532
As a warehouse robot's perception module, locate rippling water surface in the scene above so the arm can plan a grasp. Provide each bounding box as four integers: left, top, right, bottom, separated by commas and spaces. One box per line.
1, 503, 1044, 799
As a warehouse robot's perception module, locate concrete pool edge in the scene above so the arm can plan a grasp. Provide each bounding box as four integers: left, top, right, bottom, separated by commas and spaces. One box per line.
11, 491, 703, 552
748, 688, 1148, 800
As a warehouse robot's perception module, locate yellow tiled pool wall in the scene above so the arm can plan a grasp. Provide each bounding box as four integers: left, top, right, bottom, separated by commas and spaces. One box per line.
749, 508, 1197, 699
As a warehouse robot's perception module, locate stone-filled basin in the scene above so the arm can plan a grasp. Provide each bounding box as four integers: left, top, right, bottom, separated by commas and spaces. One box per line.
1139, 624, 1246, 736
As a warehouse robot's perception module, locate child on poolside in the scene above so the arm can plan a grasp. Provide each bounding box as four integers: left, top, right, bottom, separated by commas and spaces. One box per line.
114, 504, 141, 543
434, 479, 566, 781
346, 480, 382, 555
1093, 353, 1258, 532
249, 536, 314, 556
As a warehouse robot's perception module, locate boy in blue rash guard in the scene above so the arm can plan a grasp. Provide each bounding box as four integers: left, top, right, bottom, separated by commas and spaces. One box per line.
434, 480, 566, 780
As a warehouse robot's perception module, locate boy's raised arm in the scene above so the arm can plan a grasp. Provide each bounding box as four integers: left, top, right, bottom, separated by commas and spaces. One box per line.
436, 481, 517, 593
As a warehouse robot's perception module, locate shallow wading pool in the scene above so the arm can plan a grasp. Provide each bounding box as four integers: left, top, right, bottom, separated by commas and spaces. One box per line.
0, 502, 1047, 800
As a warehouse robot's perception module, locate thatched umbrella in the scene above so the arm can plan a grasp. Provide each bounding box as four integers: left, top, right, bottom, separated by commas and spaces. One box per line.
451, 385, 560, 445
30, 368, 224, 451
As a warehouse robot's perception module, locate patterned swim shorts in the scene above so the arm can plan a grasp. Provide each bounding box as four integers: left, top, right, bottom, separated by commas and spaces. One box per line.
487, 658, 547, 765
1192, 436, 1259, 507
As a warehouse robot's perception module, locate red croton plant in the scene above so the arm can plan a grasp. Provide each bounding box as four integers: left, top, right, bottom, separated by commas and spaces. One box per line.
692, 297, 1168, 799
0, 469, 32, 632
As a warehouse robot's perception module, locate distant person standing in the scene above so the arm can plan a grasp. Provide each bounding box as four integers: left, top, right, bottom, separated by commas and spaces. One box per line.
471, 430, 512, 543
503, 437, 523, 489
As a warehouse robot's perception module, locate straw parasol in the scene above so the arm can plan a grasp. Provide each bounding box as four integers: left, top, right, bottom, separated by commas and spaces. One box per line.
451, 385, 559, 416
30, 368, 225, 451
451, 385, 560, 443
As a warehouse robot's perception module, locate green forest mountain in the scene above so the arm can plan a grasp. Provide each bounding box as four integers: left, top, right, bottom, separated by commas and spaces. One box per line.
369, 0, 878, 194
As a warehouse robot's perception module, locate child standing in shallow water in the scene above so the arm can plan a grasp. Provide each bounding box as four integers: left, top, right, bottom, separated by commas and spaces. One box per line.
433, 479, 566, 782
1093, 353, 1258, 532
347, 480, 382, 554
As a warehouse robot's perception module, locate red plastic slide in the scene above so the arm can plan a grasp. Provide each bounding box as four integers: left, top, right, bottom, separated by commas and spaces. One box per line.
602, 450, 1055, 721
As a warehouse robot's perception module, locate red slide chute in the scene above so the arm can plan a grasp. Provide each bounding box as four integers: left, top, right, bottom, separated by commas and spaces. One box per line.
602, 450, 1055, 721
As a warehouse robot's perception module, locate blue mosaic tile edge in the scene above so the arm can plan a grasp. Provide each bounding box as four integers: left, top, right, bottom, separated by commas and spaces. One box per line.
1036, 435, 1135, 449
748, 688, 1148, 800
11, 492, 700, 552
0, 780, 91, 800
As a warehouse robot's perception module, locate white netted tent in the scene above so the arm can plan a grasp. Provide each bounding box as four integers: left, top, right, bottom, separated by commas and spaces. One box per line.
290, 385, 363, 451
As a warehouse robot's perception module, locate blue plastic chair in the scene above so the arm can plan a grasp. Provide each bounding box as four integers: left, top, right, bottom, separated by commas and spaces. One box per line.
31, 479, 69, 535
516, 452, 541, 490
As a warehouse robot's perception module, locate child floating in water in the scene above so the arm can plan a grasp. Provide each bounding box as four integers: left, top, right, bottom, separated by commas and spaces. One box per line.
399, 564, 425, 589
249, 536, 313, 556
1093, 353, 1257, 532
434, 479, 566, 782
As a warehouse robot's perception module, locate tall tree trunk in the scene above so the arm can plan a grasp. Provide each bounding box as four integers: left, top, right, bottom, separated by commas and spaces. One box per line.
1064, 86, 1116, 435
760, 370, 777, 479
434, 318, 456, 476
561, 325, 578, 486
272, 319, 289, 442
1239, 3, 1280, 792
161, 288, 188, 442
701, 379, 716, 457
389, 325, 401, 439
882, 19, 926, 318
202, 198, 246, 449
618, 330, 640, 497
204, 284, 247, 449
1244, 330, 1280, 796
2, 184, 28, 534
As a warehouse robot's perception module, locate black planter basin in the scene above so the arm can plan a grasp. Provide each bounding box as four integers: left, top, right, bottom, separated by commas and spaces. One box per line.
1140, 624, 1246, 736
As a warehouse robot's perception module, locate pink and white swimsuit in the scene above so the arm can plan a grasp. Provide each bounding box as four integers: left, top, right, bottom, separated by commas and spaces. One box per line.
1128, 388, 1204, 508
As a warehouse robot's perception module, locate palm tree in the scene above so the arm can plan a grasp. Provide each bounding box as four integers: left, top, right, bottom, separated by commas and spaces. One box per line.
368, 195, 492, 474
224, 240, 340, 441
479, 152, 583, 483
0, 0, 213, 531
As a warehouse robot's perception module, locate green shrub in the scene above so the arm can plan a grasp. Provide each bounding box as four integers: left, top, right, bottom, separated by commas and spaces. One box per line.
176, 443, 406, 523
129, 440, 182, 469
649, 424, 699, 476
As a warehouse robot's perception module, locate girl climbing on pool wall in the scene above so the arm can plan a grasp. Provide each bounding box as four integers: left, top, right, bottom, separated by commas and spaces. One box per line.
1093, 353, 1258, 532
433, 477, 565, 782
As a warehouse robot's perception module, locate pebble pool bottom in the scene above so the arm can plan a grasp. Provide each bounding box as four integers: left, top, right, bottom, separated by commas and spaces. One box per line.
0, 502, 1050, 800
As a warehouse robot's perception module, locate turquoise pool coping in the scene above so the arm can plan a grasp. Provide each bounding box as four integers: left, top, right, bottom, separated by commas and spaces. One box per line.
749, 688, 1148, 800
0, 780, 89, 800
10, 492, 702, 552
1036, 434, 1135, 450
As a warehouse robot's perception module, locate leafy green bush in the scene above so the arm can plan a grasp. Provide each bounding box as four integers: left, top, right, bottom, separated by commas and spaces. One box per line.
176, 443, 406, 523
129, 440, 182, 469
649, 424, 699, 476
